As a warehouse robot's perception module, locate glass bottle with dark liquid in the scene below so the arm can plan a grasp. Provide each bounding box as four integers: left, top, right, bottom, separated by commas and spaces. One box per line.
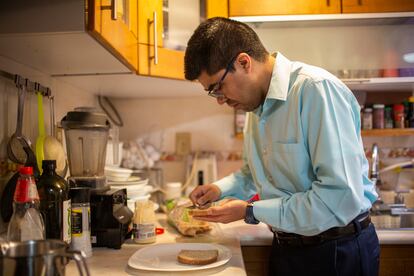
37, 160, 71, 243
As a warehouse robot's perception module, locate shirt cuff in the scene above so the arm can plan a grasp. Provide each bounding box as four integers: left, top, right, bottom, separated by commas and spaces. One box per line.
253, 198, 282, 228
214, 174, 238, 198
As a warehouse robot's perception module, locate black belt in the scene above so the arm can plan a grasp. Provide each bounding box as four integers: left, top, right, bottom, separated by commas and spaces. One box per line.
272, 212, 371, 247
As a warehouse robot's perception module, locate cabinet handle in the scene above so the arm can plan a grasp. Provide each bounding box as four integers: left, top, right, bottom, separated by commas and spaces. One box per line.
358, 0, 362, 5
149, 11, 158, 65
101, 0, 118, 21
111, 0, 117, 20
326, 0, 330, 6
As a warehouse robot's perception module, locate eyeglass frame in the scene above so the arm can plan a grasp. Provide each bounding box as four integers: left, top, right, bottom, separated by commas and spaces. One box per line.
207, 51, 251, 98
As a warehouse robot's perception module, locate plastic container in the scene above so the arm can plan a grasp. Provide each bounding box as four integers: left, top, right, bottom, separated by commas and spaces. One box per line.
373, 104, 385, 129
133, 200, 156, 244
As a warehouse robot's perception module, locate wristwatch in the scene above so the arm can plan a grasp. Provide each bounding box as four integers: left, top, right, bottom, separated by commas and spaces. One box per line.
244, 202, 260, 224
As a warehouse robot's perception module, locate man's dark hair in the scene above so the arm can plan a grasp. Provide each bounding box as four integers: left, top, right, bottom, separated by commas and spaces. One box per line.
184, 17, 269, 81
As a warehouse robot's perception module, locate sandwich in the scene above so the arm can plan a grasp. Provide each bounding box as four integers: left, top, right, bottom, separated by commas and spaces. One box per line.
177, 249, 219, 265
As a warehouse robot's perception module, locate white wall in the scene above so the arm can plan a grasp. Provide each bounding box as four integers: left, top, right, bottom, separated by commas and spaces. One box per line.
111, 96, 243, 152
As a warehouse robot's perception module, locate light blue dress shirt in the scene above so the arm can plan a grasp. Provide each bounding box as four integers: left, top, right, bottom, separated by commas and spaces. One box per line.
215, 52, 377, 236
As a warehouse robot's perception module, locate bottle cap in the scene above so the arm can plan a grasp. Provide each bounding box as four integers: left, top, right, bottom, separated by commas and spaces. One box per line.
364, 108, 373, 112
69, 187, 90, 204
373, 104, 385, 108
19, 166, 33, 175
409, 96, 414, 103
42, 160, 56, 171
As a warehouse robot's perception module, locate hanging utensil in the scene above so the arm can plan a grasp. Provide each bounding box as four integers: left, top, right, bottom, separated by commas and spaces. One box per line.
7, 85, 31, 164
43, 96, 68, 177
35, 92, 46, 172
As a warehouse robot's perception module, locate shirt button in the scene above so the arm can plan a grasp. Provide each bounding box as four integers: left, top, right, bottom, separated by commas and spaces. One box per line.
263, 148, 267, 155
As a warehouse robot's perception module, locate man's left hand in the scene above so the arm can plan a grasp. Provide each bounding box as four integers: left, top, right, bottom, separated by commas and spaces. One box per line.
192, 199, 248, 224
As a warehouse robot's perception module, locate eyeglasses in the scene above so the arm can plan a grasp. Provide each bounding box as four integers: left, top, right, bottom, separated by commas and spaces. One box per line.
207, 53, 241, 99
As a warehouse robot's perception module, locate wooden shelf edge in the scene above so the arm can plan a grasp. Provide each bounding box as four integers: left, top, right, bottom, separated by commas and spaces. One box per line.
361, 128, 414, 137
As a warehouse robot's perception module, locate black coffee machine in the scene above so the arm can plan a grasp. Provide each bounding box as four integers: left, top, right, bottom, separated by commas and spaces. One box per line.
90, 188, 131, 249
62, 108, 133, 249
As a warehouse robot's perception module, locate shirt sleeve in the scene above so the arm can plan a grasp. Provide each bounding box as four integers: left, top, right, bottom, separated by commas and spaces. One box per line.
214, 150, 257, 201
253, 78, 371, 236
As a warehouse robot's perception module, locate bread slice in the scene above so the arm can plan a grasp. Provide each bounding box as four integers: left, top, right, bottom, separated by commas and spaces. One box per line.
177, 249, 219, 265
187, 208, 211, 217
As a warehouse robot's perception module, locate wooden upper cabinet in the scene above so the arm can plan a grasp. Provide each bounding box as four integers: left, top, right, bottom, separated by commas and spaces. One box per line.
87, 0, 138, 71
137, 0, 163, 46
207, 0, 229, 18
342, 0, 414, 13
229, 0, 341, 16
138, 44, 184, 79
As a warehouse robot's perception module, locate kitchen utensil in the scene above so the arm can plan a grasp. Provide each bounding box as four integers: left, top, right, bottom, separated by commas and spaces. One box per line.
0, 145, 39, 222
43, 96, 67, 177
0, 239, 90, 276
35, 92, 46, 172
7, 85, 30, 164
127, 243, 232, 272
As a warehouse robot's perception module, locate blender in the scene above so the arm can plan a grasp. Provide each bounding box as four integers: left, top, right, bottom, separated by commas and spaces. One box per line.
61, 107, 109, 190
61, 107, 132, 249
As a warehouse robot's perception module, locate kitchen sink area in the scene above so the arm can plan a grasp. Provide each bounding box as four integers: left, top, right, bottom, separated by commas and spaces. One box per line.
371, 210, 414, 230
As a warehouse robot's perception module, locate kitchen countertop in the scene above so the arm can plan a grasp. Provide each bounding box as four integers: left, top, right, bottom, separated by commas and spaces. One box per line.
66, 213, 414, 275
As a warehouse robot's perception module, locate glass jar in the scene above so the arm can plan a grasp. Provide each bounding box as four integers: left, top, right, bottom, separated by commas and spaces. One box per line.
393, 104, 405, 129
384, 106, 394, 129
373, 104, 385, 129
362, 108, 373, 130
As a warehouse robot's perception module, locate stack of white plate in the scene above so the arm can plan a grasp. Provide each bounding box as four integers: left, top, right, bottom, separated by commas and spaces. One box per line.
108, 177, 158, 212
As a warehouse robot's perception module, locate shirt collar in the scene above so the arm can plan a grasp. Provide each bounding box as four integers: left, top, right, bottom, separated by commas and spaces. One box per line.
266, 52, 292, 101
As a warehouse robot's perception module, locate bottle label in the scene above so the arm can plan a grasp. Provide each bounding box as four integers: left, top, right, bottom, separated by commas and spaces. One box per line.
71, 208, 83, 237
14, 178, 39, 202
133, 223, 155, 241
63, 200, 71, 243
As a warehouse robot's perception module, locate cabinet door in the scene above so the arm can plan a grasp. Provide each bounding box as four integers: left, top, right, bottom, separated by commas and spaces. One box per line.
138, 44, 184, 79
229, 0, 341, 16
207, 0, 229, 18
137, 0, 163, 46
88, 0, 138, 71
342, 0, 414, 13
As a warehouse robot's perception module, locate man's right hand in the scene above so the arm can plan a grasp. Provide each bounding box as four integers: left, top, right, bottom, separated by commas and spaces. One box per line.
189, 184, 222, 207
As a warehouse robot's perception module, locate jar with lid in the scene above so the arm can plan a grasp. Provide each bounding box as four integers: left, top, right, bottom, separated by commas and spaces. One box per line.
408, 96, 414, 128
133, 200, 156, 244
69, 187, 92, 257
362, 108, 373, 130
372, 104, 385, 129
384, 106, 394, 129
393, 104, 405, 129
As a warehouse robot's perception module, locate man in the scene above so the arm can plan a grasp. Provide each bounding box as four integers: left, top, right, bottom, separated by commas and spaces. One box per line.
185, 17, 380, 276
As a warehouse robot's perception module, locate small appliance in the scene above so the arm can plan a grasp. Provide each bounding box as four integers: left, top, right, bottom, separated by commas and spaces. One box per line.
61, 107, 132, 249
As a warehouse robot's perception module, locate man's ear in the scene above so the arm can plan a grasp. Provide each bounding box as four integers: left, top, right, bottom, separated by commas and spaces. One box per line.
236, 53, 251, 73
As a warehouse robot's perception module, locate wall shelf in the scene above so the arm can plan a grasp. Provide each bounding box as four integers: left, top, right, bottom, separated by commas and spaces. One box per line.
343, 77, 414, 92
361, 128, 414, 137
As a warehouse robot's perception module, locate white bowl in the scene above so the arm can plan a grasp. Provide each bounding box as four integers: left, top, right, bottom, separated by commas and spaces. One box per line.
105, 166, 133, 181
110, 184, 152, 198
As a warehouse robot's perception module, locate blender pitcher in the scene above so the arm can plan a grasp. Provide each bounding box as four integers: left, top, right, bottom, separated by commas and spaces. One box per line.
61, 107, 110, 189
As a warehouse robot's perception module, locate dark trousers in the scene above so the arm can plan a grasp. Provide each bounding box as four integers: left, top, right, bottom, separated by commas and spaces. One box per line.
268, 223, 380, 276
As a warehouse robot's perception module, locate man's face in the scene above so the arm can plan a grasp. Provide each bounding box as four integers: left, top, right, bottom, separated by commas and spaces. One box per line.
198, 54, 263, 112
